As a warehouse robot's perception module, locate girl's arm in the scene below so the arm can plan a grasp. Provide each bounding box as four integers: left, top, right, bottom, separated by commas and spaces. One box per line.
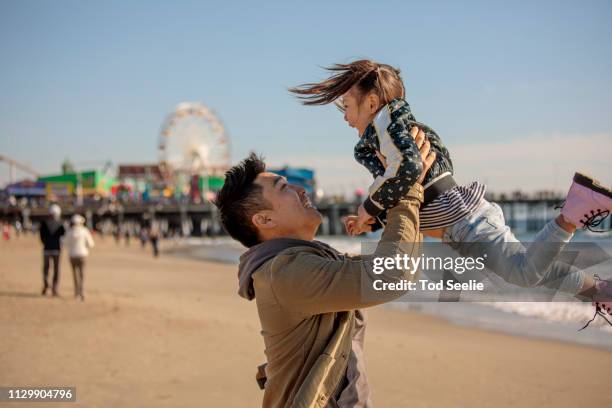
354, 142, 386, 178
362, 105, 423, 218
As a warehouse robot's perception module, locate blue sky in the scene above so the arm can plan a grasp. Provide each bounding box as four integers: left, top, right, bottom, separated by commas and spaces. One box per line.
1, 0, 611, 194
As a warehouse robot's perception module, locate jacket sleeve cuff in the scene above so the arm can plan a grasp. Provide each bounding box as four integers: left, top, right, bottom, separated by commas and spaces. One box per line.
405, 183, 424, 203
363, 197, 384, 217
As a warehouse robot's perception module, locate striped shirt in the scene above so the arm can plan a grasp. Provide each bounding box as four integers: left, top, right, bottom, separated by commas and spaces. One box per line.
419, 180, 486, 231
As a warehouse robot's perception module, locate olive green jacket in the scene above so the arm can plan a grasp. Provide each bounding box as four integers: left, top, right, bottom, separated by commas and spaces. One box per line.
242, 184, 423, 407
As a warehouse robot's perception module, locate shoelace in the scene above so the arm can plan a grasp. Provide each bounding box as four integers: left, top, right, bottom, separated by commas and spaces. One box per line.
554, 202, 610, 233
579, 274, 612, 331
579, 304, 612, 331
581, 209, 610, 232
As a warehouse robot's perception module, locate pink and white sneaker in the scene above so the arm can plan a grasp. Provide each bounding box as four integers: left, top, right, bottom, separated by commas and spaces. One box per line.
560, 172, 612, 232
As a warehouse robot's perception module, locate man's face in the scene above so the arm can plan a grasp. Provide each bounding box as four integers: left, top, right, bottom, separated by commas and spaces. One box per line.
253, 172, 322, 240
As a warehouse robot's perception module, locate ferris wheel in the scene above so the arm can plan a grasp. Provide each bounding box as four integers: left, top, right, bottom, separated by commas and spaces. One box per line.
158, 102, 231, 176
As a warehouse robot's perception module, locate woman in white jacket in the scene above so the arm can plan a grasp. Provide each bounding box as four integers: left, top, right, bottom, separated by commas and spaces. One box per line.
64, 214, 94, 301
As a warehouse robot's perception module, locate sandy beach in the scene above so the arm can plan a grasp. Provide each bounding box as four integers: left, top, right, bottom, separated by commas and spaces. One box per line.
1, 235, 611, 408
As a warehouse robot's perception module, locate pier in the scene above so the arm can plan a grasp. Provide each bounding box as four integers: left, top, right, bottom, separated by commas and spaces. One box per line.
2, 196, 609, 237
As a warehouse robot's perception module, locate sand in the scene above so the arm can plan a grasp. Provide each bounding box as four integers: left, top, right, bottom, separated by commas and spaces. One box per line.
1, 235, 611, 408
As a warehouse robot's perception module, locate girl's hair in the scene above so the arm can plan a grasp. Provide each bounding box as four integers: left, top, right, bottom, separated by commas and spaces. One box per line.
289, 59, 405, 108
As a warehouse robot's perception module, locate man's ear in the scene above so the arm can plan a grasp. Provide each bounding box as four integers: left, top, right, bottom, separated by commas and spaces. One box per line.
252, 211, 277, 230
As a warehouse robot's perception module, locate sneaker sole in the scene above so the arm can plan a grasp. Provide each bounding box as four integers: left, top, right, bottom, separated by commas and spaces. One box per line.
573, 172, 612, 199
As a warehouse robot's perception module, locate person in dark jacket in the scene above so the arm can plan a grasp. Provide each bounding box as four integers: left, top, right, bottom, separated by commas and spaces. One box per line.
39, 204, 65, 296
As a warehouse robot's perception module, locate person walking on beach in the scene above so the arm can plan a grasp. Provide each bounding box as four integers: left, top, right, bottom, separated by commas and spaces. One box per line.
123, 223, 132, 246
39, 204, 65, 296
148, 223, 160, 257
64, 214, 94, 301
113, 223, 121, 244
214, 129, 434, 408
139, 227, 148, 248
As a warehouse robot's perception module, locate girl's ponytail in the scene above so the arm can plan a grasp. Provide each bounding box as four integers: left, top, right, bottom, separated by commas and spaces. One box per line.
290, 59, 405, 107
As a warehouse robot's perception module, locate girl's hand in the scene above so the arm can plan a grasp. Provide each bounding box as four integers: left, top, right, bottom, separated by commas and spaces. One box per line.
354, 204, 376, 235
344, 215, 358, 235
343, 215, 374, 236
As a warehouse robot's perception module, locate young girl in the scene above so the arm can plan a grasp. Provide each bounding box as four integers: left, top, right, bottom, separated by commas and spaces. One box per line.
290, 59, 612, 314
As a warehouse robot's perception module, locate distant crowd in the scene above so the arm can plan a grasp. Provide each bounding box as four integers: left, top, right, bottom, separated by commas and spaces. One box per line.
1, 204, 164, 301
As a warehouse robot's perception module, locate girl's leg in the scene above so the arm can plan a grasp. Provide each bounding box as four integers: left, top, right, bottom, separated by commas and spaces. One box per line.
443, 199, 586, 296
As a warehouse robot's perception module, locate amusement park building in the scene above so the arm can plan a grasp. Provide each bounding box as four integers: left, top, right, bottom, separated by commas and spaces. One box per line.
117, 163, 225, 201
38, 170, 117, 198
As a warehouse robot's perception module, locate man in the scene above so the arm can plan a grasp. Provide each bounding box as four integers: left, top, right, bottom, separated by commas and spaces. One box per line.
39, 204, 66, 296
214, 127, 435, 407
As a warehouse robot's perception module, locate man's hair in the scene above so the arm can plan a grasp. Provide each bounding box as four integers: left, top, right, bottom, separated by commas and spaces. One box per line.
289, 59, 405, 108
214, 153, 271, 248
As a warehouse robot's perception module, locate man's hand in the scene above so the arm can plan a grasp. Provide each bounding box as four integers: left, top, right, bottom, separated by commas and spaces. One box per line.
411, 126, 436, 184
345, 126, 435, 236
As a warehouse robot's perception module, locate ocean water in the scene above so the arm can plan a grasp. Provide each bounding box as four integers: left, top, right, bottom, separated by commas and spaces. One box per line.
174, 231, 612, 350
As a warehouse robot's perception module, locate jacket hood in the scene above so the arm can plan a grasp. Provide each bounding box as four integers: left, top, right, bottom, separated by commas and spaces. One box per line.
237, 238, 341, 300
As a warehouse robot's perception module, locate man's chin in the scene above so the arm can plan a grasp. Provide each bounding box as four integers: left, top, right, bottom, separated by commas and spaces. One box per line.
310, 208, 323, 222
313, 212, 324, 230
302, 209, 322, 230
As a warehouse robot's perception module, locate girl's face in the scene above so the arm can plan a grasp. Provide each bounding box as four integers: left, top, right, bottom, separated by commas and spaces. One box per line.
341, 87, 379, 136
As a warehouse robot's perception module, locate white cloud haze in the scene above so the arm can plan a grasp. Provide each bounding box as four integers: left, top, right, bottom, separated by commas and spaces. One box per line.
268, 132, 612, 197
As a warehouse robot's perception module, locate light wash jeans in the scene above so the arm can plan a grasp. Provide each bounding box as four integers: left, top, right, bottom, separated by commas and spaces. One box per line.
442, 199, 586, 296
